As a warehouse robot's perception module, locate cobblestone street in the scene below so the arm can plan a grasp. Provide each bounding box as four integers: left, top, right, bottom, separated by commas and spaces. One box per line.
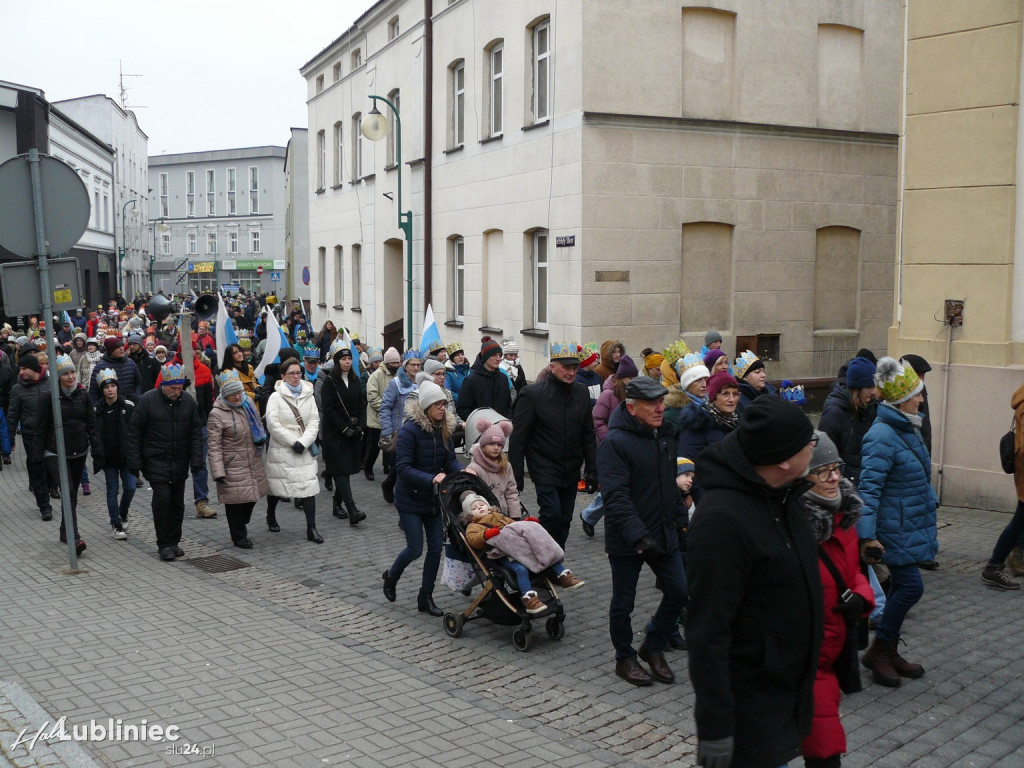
1, 451, 1022, 767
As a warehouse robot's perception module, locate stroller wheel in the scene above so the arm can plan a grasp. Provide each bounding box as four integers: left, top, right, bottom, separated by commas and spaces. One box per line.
512, 627, 533, 652
545, 617, 565, 641
443, 612, 464, 638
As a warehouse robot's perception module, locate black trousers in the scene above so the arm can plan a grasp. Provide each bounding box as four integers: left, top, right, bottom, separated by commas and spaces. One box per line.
150, 478, 187, 549
46, 454, 86, 540
225, 501, 255, 543
362, 427, 392, 474
23, 435, 52, 513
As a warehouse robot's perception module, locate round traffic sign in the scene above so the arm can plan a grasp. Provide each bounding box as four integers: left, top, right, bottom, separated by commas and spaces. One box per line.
0, 154, 90, 257
302, 266, 310, 285
256, 265, 264, 275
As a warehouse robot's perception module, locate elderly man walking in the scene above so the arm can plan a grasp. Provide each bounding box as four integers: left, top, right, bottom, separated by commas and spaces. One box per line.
509, 341, 597, 549
599, 377, 687, 687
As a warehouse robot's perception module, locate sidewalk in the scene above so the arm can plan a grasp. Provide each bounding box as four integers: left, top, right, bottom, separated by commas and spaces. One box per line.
0, 449, 1022, 767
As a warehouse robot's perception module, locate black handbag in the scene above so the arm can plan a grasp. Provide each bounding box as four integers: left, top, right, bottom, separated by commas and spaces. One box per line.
1000, 420, 1016, 474
331, 379, 363, 440
818, 546, 863, 695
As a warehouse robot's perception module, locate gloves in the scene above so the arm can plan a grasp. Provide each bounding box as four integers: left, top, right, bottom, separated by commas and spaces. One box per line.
697, 736, 734, 768
214, 476, 227, 484
585, 472, 599, 494
634, 535, 666, 559
524, 516, 539, 523
292, 441, 305, 454
832, 593, 867, 622
484, 527, 501, 541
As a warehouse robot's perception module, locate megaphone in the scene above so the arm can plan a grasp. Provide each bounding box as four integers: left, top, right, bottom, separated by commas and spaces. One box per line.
147, 294, 179, 322
193, 293, 218, 322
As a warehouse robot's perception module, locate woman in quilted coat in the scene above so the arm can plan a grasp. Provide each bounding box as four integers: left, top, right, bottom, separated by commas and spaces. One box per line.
799, 432, 873, 768
856, 357, 938, 688
208, 370, 269, 548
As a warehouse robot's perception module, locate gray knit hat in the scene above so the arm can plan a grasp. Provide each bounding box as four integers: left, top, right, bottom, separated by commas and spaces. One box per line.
809, 430, 840, 471
423, 359, 445, 376
417, 380, 446, 410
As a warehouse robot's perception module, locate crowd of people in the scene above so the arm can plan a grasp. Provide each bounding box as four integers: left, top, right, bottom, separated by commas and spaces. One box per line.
2, 290, 1020, 768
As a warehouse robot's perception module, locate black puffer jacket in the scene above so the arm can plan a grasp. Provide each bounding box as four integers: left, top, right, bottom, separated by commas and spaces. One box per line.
89, 353, 142, 404
817, 381, 877, 484
598, 402, 681, 556
8, 374, 48, 437
675, 402, 733, 502
455, 357, 513, 420
94, 395, 135, 468
129, 350, 161, 394
126, 387, 203, 483
32, 384, 102, 462
686, 434, 823, 768
509, 374, 596, 490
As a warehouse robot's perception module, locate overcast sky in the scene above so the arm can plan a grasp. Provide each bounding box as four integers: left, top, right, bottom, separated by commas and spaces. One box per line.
0, 0, 368, 155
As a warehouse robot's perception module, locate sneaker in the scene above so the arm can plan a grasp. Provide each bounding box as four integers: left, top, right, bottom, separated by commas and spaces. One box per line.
195, 499, 217, 519
557, 571, 585, 590
522, 591, 546, 614
75, 539, 87, 556
111, 524, 127, 540
982, 565, 1020, 590
81, 482, 91, 496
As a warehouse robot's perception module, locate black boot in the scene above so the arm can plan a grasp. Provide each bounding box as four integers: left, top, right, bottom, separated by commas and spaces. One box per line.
338, 476, 365, 525
332, 501, 349, 519
266, 509, 280, 533
417, 589, 443, 617
323, 470, 333, 492
382, 570, 397, 602
301, 497, 321, 542
306, 526, 324, 544
348, 505, 366, 525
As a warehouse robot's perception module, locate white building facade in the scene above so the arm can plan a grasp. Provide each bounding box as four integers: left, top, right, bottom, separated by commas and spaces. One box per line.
54, 95, 150, 299
148, 147, 287, 296
285, 128, 311, 306
302, 0, 900, 377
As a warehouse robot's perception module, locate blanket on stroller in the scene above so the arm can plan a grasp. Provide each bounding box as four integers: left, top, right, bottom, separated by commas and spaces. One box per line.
487, 521, 564, 573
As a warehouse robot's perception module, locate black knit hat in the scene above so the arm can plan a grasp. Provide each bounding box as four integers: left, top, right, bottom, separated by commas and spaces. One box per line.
855, 348, 878, 364
18, 354, 40, 373
900, 353, 932, 377
737, 397, 813, 466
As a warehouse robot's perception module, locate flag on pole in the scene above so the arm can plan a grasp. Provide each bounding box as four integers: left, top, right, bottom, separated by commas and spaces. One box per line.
254, 307, 290, 382
341, 328, 360, 362
62, 310, 72, 327
215, 292, 239, 368
418, 304, 441, 359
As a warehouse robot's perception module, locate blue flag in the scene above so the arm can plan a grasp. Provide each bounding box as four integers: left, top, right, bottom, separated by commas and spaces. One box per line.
418, 304, 441, 359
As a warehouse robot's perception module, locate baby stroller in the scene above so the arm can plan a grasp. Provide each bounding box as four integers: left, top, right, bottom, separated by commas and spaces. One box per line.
437, 471, 566, 651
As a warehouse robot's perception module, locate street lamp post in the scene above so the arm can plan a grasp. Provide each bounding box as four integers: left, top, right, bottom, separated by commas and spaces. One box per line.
150, 217, 168, 293
360, 95, 413, 347
119, 198, 137, 296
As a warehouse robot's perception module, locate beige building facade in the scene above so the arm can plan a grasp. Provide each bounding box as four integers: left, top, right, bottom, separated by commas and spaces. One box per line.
301, 0, 900, 379
895, 0, 1024, 511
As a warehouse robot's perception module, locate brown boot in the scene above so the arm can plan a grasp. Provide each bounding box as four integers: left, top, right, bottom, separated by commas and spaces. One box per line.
861, 637, 900, 687
889, 638, 925, 679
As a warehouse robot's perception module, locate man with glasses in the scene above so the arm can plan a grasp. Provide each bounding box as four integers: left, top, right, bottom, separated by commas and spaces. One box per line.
686, 397, 823, 768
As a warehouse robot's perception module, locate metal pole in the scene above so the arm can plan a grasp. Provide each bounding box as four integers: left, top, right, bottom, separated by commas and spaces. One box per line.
119, 198, 137, 295
28, 149, 77, 569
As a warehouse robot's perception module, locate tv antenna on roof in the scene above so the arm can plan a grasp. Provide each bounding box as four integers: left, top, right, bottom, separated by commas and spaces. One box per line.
119, 60, 144, 110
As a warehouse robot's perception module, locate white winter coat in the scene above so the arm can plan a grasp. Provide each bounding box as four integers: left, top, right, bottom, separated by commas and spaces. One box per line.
265, 378, 321, 498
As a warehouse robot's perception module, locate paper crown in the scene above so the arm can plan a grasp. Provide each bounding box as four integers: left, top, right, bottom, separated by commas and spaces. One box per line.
779, 380, 807, 406
428, 340, 446, 353
663, 339, 691, 366
303, 346, 320, 359
97, 368, 118, 386
674, 351, 706, 379
403, 348, 422, 360
216, 369, 241, 389
295, 329, 307, 339
349, 332, 360, 342
579, 341, 600, 367
238, 337, 252, 349
550, 340, 582, 362
874, 357, 924, 405
732, 350, 761, 380
329, 337, 348, 358
55, 355, 76, 376
161, 363, 187, 384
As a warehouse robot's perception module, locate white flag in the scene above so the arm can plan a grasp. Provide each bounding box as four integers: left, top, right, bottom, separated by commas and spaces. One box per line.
254, 307, 282, 380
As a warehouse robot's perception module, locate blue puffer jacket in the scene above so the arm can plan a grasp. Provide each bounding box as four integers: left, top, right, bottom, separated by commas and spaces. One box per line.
380, 367, 418, 437
444, 361, 469, 397
855, 403, 938, 566
394, 399, 461, 515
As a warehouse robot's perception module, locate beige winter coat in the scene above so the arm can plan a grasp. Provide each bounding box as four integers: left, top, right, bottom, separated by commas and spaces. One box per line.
207, 397, 269, 505
365, 365, 395, 430
265, 379, 321, 498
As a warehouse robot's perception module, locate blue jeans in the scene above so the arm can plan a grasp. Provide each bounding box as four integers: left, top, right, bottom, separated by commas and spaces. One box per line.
535, 484, 578, 549
995, 499, 1024, 564
104, 466, 136, 526
192, 425, 209, 503
867, 565, 886, 621
581, 492, 604, 525
390, 511, 444, 591
502, 557, 566, 595
608, 549, 688, 659
875, 563, 924, 643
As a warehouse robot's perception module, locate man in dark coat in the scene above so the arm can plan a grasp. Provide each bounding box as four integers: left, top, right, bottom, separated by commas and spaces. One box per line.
126, 362, 204, 561
687, 397, 824, 768
599, 377, 687, 687
89, 337, 143, 404
8, 353, 53, 519
126, 333, 161, 394
509, 342, 597, 548
455, 337, 513, 420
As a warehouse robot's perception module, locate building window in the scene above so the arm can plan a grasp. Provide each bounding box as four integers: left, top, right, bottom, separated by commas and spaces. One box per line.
206, 169, 215, 215
189, 273, 217, 293
317, 247, 327, 304
103, 193, 109, 231
387, 90, 400, 167
352, 113, 363, 178
159, 173, 169, 217
315, 74, 324, 94
450, 236, 465, 322
93, 190, 100, 228
228, 271, 261, 292
681, 9, 736, 120
227, 168, 237, 215
680, 221, 733, 332
352, 244, 361, 308
333, 122, 343, 185
532, 229, 548, 328
531, 19, 551, 122
187, 232, 197, 255
817, 24, 864, 130
316, 130, 326, 190
388, 16, 400, 40
161, 232, 170, 255
250, 230, 261, 253
334, 245, 344, 304
488, 42, 503, 137
814, 226, 860, 330
207, 231, 217, 254
249, 166, 259, 214
229, 230, 238, 254
186, 171, 195, 217
450, 60, 465, 147
333, 62, 342, 82
352, 48, 362, 69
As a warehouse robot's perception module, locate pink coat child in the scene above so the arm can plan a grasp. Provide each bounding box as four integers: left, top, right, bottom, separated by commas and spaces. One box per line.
465, 418, 521, 518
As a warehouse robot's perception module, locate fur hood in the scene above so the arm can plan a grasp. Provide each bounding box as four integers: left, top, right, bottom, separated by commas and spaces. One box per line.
664, 385, 689, 411
800, 477, 863, 544
404, 394, 458, 434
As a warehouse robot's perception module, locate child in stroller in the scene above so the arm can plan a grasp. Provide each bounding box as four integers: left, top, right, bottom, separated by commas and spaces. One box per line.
461, 494, 584, 613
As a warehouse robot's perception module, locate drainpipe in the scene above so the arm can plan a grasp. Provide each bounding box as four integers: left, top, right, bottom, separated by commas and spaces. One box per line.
423, 0, 434, 309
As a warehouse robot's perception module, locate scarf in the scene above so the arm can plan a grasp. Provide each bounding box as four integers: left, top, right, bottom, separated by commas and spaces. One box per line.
701, 399, 738, 433
60, 385, 77, 397
800, 477, 863, 544
470, 443, 504, 474
221, 393, 268, 445
85, 349, 102, 364
285, 380, 303, 397
881, 401, 924, 431
685, 391, 704, 406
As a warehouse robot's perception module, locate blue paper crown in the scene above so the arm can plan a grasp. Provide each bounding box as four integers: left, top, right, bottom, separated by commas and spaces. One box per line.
216, 369, 241, 389
161, 363, 186, 384
403, 348, 421, 360
674, 351, 706, 378
303, 346, 320, 359
549, 340, 581, 361
329, 338, 348, 358
779, 380, 807, 406
97, 368, 118, 386
732, 350, 761, 380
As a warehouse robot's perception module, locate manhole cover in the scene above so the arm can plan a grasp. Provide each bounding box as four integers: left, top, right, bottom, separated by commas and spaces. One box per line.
185, 554, 251, 573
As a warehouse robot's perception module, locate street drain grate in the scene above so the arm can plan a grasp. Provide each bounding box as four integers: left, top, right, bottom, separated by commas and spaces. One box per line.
185, 554, 251, 573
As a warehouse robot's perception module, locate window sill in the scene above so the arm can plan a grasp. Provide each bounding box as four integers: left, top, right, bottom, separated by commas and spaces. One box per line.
317, 303, 328, 308
406, 157, 425, 168
521, 327, 549, 338
314, 187, 326, 195
480, 134, 502, 145
443, 320, 464, 328
350, 307, 362, 313
330, 184, 344, 190
443, 145, 464, 156
332, 305, 344, 310
522, 119, 550, 133
384, 163, 398, 172
478, 325, 503, 335
360, 173, 376, 183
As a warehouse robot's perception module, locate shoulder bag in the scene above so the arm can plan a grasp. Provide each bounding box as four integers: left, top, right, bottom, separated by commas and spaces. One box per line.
818, 546, 864, 694
999, 418, 1016, 474
281, 395, 320, 457
330, 378, 362, 440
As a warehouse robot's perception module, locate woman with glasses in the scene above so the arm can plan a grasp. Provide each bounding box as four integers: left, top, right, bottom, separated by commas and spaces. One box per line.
799, 432, 873, 768
677, 370, 741, 503
264, 358, 324, 543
